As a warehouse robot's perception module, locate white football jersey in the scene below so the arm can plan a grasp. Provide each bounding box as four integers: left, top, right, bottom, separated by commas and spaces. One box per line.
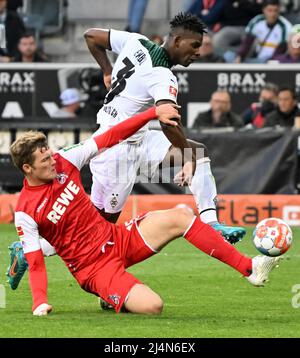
245, 15, 292, 60
96, 29, 178, 141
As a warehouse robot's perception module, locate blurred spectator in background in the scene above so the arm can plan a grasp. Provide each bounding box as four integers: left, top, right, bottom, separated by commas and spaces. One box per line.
213, 0, 263, 56
12, 32, 47, 62
242, 82, 279, 127
184, 0, 225, 33
78, 67, 108, 117
52, 88, 82, 118
149, 34, 164, 45
125, 0, 149, 33
234, 0, 292, 63
197, 33, 225, 63
7, 0, 22, 12
193, 90, 243, 129
263, 85, 300, 127
0, 0, 25, 62
272, 30, 300, 63
77, 67, 108, 117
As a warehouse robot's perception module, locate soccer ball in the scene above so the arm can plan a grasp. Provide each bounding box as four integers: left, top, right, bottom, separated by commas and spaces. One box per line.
253, 218, 292, 257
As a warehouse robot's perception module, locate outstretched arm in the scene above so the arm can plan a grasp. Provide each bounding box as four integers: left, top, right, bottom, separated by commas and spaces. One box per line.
60, 104, 180, 170
84, 28, 113, 88
94, 104, 180, 150
25, 250, 51, 316
15, 212, 51, 315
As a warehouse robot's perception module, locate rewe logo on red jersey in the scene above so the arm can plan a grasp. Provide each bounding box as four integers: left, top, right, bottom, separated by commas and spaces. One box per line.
47, 181, 80, 224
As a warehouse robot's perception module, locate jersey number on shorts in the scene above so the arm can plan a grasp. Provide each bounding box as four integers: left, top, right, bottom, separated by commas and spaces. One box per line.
104, 57, 135, 104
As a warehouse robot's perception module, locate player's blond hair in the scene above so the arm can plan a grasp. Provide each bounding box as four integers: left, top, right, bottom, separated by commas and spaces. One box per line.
10, 131, 48, 172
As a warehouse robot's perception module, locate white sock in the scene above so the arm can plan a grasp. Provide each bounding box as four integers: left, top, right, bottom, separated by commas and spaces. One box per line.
189, 158, 218, 224
40, 238, 56, 257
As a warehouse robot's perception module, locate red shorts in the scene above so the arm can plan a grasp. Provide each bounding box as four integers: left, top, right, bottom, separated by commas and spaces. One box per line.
73, 212, 156, 313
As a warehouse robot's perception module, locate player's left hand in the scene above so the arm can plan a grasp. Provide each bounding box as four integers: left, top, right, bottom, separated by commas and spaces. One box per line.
174, 161, 195, 186
103, 73, 112, 89
33, 303, 53, 316
155, 104, 181, 126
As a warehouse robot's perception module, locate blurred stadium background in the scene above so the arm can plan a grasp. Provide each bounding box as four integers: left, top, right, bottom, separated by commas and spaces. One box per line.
0, 0, 300, 338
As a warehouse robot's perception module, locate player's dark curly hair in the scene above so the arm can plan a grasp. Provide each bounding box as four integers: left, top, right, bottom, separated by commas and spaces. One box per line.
170, 12, 207, 35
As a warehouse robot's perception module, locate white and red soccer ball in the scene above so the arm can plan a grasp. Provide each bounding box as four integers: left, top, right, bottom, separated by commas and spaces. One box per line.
253, 218, 293, 257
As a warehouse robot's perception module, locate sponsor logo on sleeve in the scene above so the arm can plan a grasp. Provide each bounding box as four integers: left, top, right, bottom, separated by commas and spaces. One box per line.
16, 226, 24, 238
169, 85, 178, 98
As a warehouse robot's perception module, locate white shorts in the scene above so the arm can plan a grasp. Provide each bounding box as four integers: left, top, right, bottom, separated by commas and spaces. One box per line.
90, 129, 171, 213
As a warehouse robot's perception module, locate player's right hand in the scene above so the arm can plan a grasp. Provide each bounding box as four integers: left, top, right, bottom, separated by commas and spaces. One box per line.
155, 104, 181, 126
33, 303, 53, 316
103, 73, 112, 89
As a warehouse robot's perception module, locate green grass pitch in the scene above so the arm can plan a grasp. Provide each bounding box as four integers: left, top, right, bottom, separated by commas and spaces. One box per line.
0, 223, 299, 338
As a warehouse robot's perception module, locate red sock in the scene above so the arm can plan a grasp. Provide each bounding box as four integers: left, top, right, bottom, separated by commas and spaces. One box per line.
184, 217, 252, 276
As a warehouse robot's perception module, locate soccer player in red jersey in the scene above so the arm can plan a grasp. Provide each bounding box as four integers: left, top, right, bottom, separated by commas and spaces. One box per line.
10, 104, 280, 316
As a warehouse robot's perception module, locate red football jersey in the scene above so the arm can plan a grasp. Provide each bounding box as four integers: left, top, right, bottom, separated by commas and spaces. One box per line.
13, 107, 159, 311
15, 140, 114, 272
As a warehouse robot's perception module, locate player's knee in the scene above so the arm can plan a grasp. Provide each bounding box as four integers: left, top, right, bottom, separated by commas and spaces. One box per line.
126, 285, 164, 314
175, 205, 194, 223
170, 206, 195, 234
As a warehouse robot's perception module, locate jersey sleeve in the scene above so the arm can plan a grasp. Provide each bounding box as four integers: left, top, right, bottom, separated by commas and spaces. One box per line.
15, 211, 41, 254
15, 211, 48, 311
147, 68, 178, 104
58, 139, 98, 171
109, 29, 135, 54
93, 107, 157, 150
25, 250, 48, 312
109, 29, 147, 54
59, 107, 157, 169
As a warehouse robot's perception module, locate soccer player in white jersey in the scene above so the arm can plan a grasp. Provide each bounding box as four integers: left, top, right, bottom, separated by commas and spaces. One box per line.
84, 12, 246, 241
9, 104, 280, 316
